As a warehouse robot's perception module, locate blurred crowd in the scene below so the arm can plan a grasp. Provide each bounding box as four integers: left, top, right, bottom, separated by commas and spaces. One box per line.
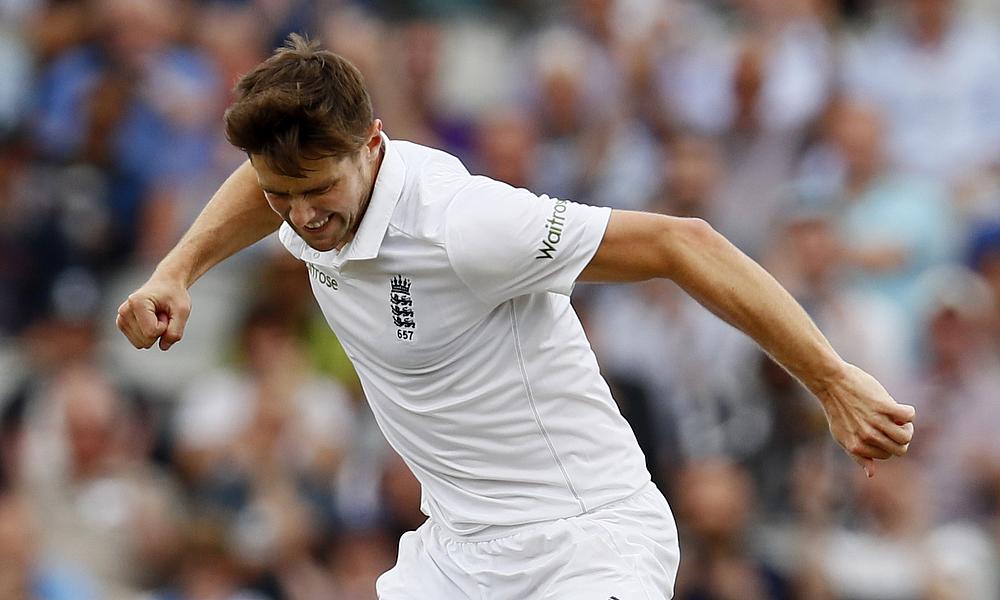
2, 0, 1000, 598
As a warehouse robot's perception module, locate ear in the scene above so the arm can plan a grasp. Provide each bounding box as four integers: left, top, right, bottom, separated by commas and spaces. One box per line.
365, 119, 383, 156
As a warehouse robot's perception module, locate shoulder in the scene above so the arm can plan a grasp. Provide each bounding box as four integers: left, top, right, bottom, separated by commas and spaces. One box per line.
388, 139, 504, 242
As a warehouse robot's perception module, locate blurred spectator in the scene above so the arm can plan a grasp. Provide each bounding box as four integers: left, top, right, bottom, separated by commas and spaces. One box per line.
172, 301, 354, 529
650, 133, 723, 220
967, 220, 1000, 343
132, 3, 271, 263
0, 129, 108, 335
673, 460, 792, 600
654, 0, 834, 256
19, 365, 182, 600
0, 491, 97, 600
906, 267, 1000, 523
842, 0, 1000, 185
0, 26, 31, 136
472, 108, 539, 189
765, 196, 910, 391
796, 460, 998, 600
748, 200, 910, 514
379, 453, 424, 539
682, 33, 828, 256
526, 25, 661, 210
802, 99, 957, 332
0, 134, 36, 335
142, 518, 269, 600
587, 132, 771, 467
382, 20, 475, 157
0, 0, 999, 595
326, 530, 396, 600
31, 0, 219, 261
587, 278, 764, 467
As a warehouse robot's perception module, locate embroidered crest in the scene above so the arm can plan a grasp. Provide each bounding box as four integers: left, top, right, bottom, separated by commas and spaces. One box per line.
390, 275, 415, 340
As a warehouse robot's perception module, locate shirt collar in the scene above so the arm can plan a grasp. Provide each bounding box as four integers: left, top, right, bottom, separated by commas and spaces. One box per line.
298, 132, 404, 267
345, 132, 404, 262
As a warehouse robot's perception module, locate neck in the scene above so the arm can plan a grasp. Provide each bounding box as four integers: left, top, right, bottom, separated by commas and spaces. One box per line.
344, 140, 386, 246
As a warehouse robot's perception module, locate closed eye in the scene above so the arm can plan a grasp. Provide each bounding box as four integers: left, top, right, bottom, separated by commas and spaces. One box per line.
264, 191, 290, 201
263, 180, 337, 198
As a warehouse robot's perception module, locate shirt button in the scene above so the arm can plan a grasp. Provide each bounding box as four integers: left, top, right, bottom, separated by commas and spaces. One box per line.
313, 252, 320, 258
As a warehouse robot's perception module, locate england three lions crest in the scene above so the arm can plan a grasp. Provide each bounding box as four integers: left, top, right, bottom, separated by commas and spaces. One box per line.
390, 275, 416, 341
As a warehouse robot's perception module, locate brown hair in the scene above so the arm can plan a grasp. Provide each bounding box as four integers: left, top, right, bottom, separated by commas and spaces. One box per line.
224, 33, 374, 177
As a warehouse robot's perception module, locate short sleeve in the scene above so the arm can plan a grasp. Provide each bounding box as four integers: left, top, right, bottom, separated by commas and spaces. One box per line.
444, 176, 611, 305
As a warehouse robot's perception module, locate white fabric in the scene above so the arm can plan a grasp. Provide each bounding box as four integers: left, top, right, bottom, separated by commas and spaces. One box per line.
376, 482, 679, 599
278, 134, 652, 538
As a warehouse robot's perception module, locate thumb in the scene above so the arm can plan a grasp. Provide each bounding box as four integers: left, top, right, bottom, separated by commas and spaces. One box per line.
158, 311, 188, 351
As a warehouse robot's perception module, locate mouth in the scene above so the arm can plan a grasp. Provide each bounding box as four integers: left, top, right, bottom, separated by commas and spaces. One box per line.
303, 215, 331, 233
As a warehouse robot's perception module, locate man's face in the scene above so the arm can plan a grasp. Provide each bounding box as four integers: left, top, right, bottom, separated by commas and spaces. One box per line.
253, 129, 381, 252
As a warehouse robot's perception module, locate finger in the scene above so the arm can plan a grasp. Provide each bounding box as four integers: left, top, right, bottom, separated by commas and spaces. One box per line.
117, 308, 149, 349
849, 440, 893, 461
123, 301, 160, 349
159, 309, 188, 351
884, 402, 916, 424
878, 418, 914, 446
862, 422, 909, 457
115, 313, 140, 348
128, 303, 155, 348
132, 296, 167, 341
852, 455, 875, 479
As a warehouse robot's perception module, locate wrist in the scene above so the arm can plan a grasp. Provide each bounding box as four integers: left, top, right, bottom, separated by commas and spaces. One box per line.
801, 355, 850, 406
151, 255, 196, 289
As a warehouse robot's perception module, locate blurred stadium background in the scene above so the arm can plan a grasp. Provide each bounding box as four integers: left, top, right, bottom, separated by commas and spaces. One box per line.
2, 0, 1000, 598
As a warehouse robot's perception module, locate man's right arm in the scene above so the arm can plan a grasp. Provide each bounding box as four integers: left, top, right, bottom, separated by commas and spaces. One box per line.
117, 160, 282, 350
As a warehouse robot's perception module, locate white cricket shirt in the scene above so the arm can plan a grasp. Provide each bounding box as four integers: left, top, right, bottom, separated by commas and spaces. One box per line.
278, 134, 651, 538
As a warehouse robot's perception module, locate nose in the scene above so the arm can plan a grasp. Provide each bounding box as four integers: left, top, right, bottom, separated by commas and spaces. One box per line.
288, 196, 316, 228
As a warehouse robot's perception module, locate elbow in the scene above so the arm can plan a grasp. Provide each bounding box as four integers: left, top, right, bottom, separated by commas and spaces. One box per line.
657, 216, 725, 278
679, 217, 718, 244
665, 216, 722, 248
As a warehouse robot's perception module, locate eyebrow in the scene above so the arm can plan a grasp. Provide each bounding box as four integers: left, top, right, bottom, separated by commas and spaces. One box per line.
261, 178, 338, 196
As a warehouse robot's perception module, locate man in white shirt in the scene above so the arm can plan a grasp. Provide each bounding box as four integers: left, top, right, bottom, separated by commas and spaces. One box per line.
117, 35, 915, 599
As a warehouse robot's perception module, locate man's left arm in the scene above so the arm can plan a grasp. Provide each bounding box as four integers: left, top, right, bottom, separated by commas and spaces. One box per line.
580, 210, 915, 477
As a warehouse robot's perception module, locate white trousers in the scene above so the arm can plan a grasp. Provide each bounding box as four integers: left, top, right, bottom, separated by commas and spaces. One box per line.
377, 483, 680, 599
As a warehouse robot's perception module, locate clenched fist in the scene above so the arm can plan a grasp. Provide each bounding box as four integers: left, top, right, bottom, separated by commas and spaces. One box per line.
116, 277, 191, 351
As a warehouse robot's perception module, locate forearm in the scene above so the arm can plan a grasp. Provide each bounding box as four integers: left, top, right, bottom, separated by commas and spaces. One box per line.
154, 160, 282, 287
662, 219, 845, 395
584, 211, 914, 473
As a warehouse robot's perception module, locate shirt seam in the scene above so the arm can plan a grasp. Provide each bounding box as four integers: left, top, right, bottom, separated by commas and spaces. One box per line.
507, 299, 587, 514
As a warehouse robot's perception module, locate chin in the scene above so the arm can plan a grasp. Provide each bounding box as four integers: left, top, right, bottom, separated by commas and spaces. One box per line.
294, 227, 341, 252
305, 239, 339, 252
